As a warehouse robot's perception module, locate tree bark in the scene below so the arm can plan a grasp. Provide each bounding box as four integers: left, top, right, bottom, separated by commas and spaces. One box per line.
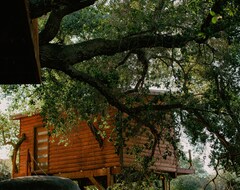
11, 133, 26, 176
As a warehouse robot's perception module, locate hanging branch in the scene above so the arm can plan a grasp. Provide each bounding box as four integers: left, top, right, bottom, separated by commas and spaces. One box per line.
150, 135, 159, 158
204, 157, 220, 190
135, 50, 149, 89
87, 121, 104, 148
115, 51, 133, 69
192, 110, 230, 150
124, 50, 149, 94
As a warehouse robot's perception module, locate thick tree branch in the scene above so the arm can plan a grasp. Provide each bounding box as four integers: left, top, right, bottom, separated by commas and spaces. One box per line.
192, 111, 240, 174
51, 63, 186, 115
124, 50, 149, 94
131, 103, 184, 113
12, 133, 26, 174
0, 126, 14, 146
62, 65, 160, 136
38, 0, 97, 45
29, 0, 97, 19
40, 34, 193, 69
39, 10, 64, 45
116, 51, 132, 68
29, 0, 53, 18
135, 50, 149, 90
215, 74, 240, 128
193, 111, 231, 149
36, 0, 238, 69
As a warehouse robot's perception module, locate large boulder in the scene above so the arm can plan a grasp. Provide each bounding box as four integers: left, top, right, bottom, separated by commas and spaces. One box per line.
0, 175, 81, 190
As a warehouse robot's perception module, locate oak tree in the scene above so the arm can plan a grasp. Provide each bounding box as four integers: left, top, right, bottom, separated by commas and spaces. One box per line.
1, 0, 240, 177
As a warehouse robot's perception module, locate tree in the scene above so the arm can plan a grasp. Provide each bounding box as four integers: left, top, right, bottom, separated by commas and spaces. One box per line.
0, 159, 11, 181
1, 0, 240, 177
171, 157, 214, 190
0, 113, 26, 176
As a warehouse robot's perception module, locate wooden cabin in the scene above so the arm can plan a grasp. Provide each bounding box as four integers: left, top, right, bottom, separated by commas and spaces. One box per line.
12, 112, 194, 190
0, 0, 41, 84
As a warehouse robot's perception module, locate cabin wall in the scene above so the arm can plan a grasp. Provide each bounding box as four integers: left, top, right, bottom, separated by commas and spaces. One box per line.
14, 114, 43, 177
13, 112, 194, 190
14, 112, 187, 182
122, 131, 178, 174
48, 123, 120, 174
116, 106, 178, 174
14, 114, 121, 178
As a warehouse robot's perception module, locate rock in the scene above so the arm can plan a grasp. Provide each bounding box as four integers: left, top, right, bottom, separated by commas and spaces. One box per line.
0, 175, 81, 190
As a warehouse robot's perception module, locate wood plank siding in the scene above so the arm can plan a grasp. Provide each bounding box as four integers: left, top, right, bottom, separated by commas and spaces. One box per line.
15, 114, 43, 177
121, 128, 178, 174
48, 124, 120, 174
12, 112, 194, 189
13, 114, 120, 178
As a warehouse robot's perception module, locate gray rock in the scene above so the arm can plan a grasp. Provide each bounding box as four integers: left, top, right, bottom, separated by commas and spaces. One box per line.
0, 176, 81, 190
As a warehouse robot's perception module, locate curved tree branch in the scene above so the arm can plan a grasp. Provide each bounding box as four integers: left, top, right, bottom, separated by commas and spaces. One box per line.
30, 0, 237, 71
29, 0, 97, 19
124, 50, 149, 94
193, 111, 231, 150
40, 33, 193, 69
116, 51, 133, 69
39, 10, 64, 45
0, 126, 14, 146
134, 50, 149, 90
12, 133, 26, 175
61, 65, 160, 137
204, 157, 220, 190
38, 0, 97, 45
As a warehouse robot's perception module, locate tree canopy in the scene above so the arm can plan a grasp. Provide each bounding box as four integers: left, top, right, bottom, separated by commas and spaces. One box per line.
1, 0, 240, 178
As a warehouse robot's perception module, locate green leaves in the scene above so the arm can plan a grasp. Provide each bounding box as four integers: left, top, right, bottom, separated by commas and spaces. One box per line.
210, 10, 222, 24
0, 113, 20, 146
1, 0, 240, 179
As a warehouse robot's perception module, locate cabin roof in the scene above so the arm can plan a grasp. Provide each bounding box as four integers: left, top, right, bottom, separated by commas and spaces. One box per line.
11, 111, 40, 120
0, 0, 41, 84
10, 89, 171, 120
149, 88, 169, 95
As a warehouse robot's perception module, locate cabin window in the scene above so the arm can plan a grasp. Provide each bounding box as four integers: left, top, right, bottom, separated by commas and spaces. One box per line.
34, 126, 49, 171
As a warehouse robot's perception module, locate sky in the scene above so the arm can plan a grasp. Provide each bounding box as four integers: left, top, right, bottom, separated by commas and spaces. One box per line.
0, 98, 9, 113
180, 133, 214, 174
0, 146, 11, 159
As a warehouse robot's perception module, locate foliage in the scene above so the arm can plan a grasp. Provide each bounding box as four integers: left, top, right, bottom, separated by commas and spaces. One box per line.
171, 158, 240, 190
111, 168, 166, 190
171, 157, 214, 190
0, 159, 11, 181
202, 171, 240, 190
0, 0, 240, 181
172, 175, 210, 190
0, 113, 20, 146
